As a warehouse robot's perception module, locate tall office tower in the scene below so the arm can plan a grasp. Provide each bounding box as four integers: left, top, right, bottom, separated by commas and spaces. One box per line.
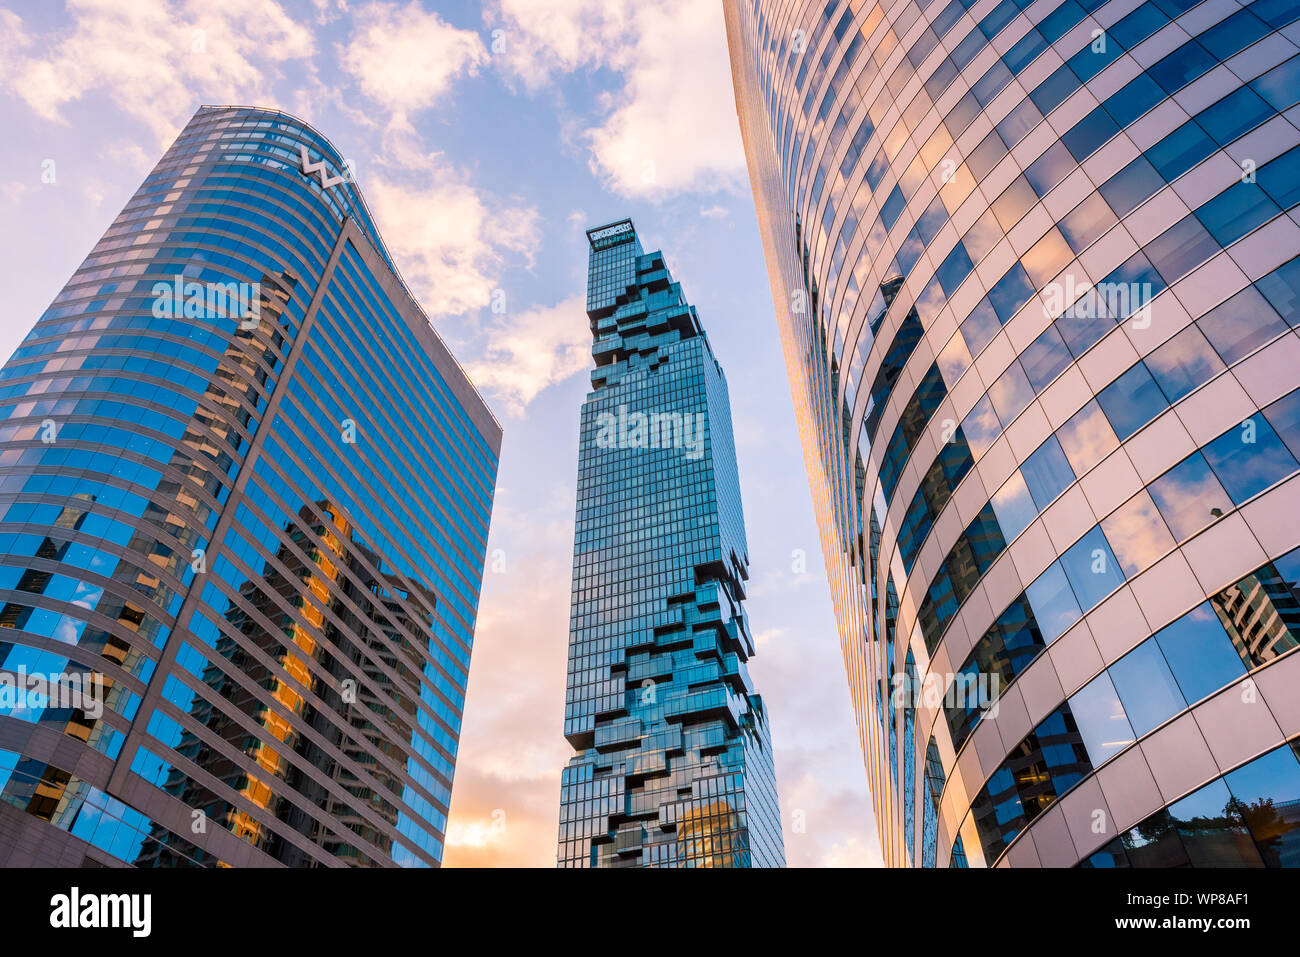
0, 106, 501, 867
726, 0, 1300, 867
556, 219, 785, 868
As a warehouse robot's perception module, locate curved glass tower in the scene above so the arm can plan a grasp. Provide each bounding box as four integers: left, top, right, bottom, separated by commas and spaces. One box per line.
0, 106, 501, 867
556, 220, 785, 867
726, 0, 1300, 866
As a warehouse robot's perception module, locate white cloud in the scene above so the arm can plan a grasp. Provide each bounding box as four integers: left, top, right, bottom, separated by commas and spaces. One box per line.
465, 295, 590, 415
0, 0, 313, 145
490, 0, 636, 88
366, 161, 540, 319
340, 3, 488, 123
489, 0, 745, 199
823, 836, 886, 867
336, 10, 534, 324
584, 2, 745, 198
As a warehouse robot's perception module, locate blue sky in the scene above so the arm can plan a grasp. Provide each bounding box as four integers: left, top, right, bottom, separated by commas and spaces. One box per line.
0, 0, 879, 866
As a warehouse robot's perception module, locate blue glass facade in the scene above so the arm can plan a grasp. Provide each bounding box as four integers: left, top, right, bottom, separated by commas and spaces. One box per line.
556, 220, 785, 867
0, 106, 501, 867
727, 0, 1300, 866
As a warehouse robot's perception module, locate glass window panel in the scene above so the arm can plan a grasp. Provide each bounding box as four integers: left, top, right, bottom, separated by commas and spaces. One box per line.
947, 91, 982, 138
1256, 255, 1300, 326
1021, 435, 1075, 509
1106, 251, 1167, 318
1148, 40, 1217, 94
1257, 0, 1300, 29
1144, 324, 1225, 403
1006, 27, 1049, 73
992, 175, 1038, 231
1148, 452, 1233, 540
916, 195, 949, 246
1108, 639, 1186, 737
989, 360, 1035, 422
1099, 156, 1164, 217
1058, 192, 1117, 252
1201, 415, 1298, 504
1081, 835, 1131, 867
1062, 107, 1118, 161
1022, 227, 1074, 287
1025, 560, 1082, 643
1252, 51, 1300, 110
1057, 399, 1119, 474
1100, 490, 1175, 576
1104, 71, 1164, 127
964, 209, 1004, 263
997, 98, 1043, 147
1214, 558, 1300, 666
1197, 285, 1289, 365
937, 332, 973, 387
1059, 525, 1125, 611
1020, 325, 1072, 391
936, 242, 975, 295
961, 394, 1003, 458
1147, 121, 1217, 181
950, 596, 1048, 752
972, 59, 1013, 106
1166, 778, 1265, 867
1264, 388, 1300, 459
1037, 706, 1093, 795
988, 264, 1035, 322
1069, 672, 1136, 764
1056, 299, 1116, 355
1121, 809, 1191, 866
1198, 86, 1275, 146
991, 470, 1038, 541
1110, 1, 1169, 48
1199, 9, 1271, 62
1257, 145, 1300, 210
1024, 61, 1076, 115
1196, 179, 1280, 246
1154, 602, 1247, 703
1097, 361, 1166, 439
960, 297, 1002, 355
880, 185, 906, 231
1223, 744, 1300, 868
1144, 215, 1220, 284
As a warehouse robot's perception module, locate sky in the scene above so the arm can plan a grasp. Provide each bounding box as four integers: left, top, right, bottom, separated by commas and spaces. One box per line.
0, 0, 881, 867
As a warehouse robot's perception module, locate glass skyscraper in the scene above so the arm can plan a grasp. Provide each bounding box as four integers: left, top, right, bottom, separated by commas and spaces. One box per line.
0, 105, 501, 867
726, 0, 1300, 866
556, 219, 785, 867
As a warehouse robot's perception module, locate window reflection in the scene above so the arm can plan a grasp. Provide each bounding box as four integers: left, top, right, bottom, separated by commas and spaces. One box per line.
1069, 672, 1136, 764
1056, 400, 1119, 475
1100, 490, 1175, 577
1148, 452, 1232, 540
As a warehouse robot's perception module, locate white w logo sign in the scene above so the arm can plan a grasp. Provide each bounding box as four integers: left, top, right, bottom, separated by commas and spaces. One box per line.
299, 145, 347, 189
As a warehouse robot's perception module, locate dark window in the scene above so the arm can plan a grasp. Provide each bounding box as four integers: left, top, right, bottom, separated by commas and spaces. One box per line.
1097, 361, 1166, 439
1201, 415, 1298, 504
